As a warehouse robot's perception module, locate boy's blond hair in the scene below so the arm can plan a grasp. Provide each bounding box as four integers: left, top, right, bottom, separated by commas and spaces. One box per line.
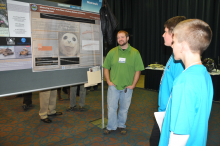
173, 19, 212, 54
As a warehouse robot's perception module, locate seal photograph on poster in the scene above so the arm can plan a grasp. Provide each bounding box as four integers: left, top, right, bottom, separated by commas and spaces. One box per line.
59, 32, 79, 57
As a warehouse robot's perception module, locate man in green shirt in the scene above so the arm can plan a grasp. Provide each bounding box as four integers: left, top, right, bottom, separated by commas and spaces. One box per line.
103, 30, 145, 135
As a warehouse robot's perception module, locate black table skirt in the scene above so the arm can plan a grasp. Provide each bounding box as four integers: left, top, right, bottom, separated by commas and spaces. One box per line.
145, 69, 163, 91
144, 69, 220, 101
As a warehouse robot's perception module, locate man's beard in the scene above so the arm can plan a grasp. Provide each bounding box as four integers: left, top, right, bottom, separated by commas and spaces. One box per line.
119, 41, 128, 47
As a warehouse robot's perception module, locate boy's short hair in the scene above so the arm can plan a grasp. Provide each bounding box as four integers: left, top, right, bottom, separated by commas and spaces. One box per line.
117, 30, 129, 37
173, 19, 212, 55
164, 16, 186, 34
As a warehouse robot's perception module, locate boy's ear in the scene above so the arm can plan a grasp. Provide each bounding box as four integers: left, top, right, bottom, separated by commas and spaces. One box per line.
181, 41, 189, 53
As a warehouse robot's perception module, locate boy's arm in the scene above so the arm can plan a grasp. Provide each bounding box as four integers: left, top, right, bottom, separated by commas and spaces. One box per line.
168, 131, 189, 146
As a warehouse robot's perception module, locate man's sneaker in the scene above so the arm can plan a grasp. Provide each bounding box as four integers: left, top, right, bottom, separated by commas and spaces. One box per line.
66, 106, 78, 111
118, 128, 127, 135
103, 128, 112, 135
79, 106, 86, 112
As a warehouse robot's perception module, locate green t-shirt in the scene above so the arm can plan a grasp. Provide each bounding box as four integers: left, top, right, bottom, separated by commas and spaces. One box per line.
103, 44, 145, 90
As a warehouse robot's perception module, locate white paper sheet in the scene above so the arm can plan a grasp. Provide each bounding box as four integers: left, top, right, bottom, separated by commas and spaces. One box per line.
168, 131, 189, 146
154, 111, 165, 132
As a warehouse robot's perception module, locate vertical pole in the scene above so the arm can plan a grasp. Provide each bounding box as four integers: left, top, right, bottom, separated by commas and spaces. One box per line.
101, 34, 105, 129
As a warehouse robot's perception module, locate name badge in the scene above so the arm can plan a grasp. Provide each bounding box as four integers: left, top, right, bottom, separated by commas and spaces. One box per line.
119, 57, 126, 63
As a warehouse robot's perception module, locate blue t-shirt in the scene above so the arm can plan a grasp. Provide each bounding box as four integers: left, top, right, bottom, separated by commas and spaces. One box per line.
158, 54, 184, 112
159, 65, 213, 146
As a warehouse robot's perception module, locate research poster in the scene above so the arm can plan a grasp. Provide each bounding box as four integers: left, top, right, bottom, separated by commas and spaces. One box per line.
30, 4, 101, 72
0, 0, 102, 72
0, 0, 32, 71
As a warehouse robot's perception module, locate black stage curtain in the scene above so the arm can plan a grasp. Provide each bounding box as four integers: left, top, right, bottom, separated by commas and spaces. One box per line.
105, 0, 220, 67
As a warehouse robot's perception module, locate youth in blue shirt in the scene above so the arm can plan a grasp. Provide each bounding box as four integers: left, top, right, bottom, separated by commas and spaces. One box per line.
159, 19, 213, 146
150, 16, 186, 146
158, 54, 184, 112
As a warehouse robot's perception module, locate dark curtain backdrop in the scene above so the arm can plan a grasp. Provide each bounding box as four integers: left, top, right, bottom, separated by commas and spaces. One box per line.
104, 0, 220, 67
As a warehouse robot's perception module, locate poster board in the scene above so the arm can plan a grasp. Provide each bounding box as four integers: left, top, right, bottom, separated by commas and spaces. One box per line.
0, 0, 102, 97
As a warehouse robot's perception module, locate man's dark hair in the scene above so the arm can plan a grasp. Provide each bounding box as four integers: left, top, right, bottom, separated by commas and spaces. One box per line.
164, 16, 187, 33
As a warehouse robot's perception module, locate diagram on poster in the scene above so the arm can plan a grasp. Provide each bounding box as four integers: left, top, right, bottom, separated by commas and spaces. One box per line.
82, 40, 99, 51
0, 45, 32, 71
80, 23, 101, 67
